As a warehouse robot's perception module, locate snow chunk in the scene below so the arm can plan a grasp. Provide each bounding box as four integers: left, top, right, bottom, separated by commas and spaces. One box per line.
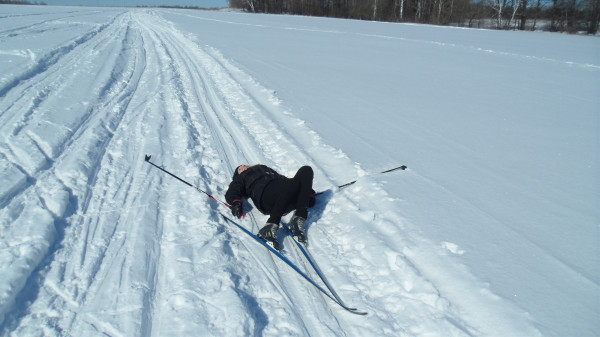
442, 241, 466, 255
4, 133, 49, 176
37, 175, 71, 217
0, 159, 27, 203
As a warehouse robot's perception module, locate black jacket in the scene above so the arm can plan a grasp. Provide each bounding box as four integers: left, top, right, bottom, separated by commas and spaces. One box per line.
225, 165, 284, 214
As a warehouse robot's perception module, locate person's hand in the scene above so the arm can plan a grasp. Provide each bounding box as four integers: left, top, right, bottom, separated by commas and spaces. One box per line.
231, 200, 243, 218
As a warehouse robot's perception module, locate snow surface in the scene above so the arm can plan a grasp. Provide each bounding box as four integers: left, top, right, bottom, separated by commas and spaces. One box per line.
1, 5, 599, 337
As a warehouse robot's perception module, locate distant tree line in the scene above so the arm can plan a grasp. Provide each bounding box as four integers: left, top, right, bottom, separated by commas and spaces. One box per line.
0, 0, 47, 4
229, 0, 599, 34
136, 5, 222, 10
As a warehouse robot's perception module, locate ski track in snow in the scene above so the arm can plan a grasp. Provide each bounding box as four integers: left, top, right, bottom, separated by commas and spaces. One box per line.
0, 8, 544, 337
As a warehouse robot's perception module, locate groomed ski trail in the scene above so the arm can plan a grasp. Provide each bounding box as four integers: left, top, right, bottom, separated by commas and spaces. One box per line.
0, 8, 543, 337
1, 10, 349, 336
135, 11, 348, 336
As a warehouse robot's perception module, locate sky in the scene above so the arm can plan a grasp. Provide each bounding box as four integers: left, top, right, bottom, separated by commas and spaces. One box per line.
37, 0, 229, 7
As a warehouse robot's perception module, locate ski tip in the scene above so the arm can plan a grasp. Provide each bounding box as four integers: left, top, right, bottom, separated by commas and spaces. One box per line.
144, 154, 151, 162
400, 165, 407, 170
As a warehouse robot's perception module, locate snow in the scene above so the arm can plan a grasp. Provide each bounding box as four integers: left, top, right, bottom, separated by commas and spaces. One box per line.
0, 4, 598, 337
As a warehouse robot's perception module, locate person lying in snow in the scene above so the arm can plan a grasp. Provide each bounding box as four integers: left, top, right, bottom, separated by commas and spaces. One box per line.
225, 164, 316, 250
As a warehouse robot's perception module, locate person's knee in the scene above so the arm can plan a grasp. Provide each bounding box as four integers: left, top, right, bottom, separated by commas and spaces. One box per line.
299, 165, 313, 179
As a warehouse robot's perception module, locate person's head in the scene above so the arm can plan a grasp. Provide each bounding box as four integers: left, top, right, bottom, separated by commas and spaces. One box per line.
233, 165, 250, 178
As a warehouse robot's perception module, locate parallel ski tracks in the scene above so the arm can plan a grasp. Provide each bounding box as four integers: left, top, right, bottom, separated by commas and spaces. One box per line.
137, 12, 350, 334
0, 11, 127, 200
1, 9, 355, 336
0, 11, 165, 335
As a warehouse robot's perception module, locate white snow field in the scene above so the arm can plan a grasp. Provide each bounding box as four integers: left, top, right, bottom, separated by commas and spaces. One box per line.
0, 5, 598, 337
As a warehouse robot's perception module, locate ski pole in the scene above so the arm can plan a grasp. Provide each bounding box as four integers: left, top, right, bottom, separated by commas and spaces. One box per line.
144, 154, 233, 210
337, 165, 407, 189
315, 165, 406, 196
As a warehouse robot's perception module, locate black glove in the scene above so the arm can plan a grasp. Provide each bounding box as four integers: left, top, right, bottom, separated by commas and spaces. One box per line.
231, 200, 243, 218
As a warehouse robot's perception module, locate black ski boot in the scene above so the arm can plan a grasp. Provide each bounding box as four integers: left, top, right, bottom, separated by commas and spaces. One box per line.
289, 215, 307, 244
258, 223, 280, 250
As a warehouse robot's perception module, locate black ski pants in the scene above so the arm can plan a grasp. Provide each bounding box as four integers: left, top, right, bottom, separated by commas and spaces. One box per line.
261, 166, 314, 224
